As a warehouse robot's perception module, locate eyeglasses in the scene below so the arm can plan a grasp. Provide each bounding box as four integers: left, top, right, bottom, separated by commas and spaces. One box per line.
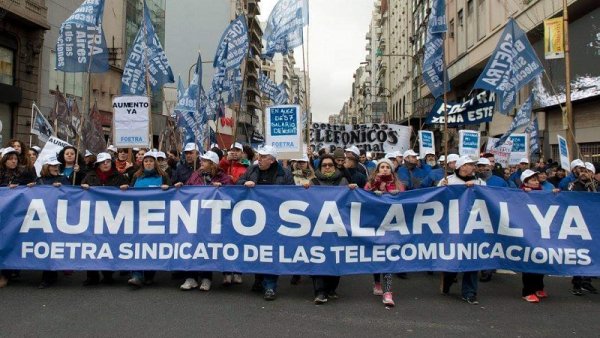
321, 163, 335, 167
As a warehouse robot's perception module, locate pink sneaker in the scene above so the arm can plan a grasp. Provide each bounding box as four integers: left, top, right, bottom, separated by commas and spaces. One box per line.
535, 290, 548, 298
382, 292, 395, 307
373, 282, 383, 296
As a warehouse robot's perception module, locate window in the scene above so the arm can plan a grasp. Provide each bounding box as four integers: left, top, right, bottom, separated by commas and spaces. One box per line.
0, 46, 14, 85
49, 50, 83, 97
0, 103, 11, 145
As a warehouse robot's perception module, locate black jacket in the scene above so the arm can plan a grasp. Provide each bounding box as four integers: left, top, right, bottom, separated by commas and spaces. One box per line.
82, 169, 129, 187
237, 162, 294, 185
0, 166, 36, 186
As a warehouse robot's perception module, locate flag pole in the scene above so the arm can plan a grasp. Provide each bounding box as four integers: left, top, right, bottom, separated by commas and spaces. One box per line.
442, 32, 449, 180
29, 102, 36, 148
301, 22, 311, 153
562, 0, 577, 161
142, 0, 153, 150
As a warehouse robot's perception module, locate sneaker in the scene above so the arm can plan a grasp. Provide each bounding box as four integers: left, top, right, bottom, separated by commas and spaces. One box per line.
180, 278, 198, 290
462, 296, 479, 305
128, 277, 143, 288
290, 275, 301, 285
0, 275, 8, 288
38, 281, 54, 289
479, 271, 493, 282
222, 274, 232, 286
535, 290, 548, 298
233, 274, 243, 284
314, 293, 328, 304
522, 294, 540, 303
582, 283, 598, 294
199, 279, 212, 291
264, 288, 276, 301
382, 292, 395, 307
440, 275, 452, 295
572, 287, 583, 296
373, 282, 383, 296
327, 291, 339, 299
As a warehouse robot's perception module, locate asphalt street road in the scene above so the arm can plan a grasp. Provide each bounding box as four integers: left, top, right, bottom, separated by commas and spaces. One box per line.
1, 271, 599, 337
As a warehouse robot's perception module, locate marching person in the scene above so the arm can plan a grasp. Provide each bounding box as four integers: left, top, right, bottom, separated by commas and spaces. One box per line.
560, 159, 585, 190
568, 162, 598, 296
438, 156, 486, 305
219, 142, 248, 184
476, 158, 508, 187
36, 155, 72, 289
127, 152, 171, 288
178, 151, 233, 291
421, 154, 459, 188
343, 147, 367, 188
309, 154, 350, 304
0, 146, 36, 288
115, 148, 134, 175
237, 145, 294, 301
58, 145, 87, 185
5, 139, 32, 168
80, 152, 129, 286
508, 158, 530, 187
519, 169, 557, 302
398, 150, 427, 190
171, 143, 200, 185
364, 157, 405, 307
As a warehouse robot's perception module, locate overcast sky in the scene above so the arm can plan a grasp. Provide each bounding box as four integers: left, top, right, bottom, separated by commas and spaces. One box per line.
258, 0, 373, 123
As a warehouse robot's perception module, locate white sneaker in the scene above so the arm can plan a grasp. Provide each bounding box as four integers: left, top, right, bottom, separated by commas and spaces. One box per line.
233, 274, 243, 284
180, 278, 198, 290
223, 274, 233, 285
199, 278, 212, 291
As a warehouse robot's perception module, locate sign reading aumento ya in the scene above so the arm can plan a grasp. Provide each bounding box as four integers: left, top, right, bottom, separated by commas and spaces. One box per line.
113, 96, 150, 148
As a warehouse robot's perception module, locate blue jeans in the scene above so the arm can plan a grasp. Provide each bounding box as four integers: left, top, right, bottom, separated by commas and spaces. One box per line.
262, 274, 279, 291
444, 271, 478, 298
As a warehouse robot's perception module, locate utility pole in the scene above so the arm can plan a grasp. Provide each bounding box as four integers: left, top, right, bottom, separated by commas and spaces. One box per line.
563, 0, 577, 159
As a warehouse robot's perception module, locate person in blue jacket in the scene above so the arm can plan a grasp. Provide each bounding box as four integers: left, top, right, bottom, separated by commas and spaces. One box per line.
476, 158, 508, 187
397, 150, 428, 190
421, 154, 459, 188
538, 170, 556, 191
559, 159, 585, 190
508, 158, 530, 187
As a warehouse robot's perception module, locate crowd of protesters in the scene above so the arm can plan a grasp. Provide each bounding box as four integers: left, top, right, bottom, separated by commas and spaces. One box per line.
1, 138, 599, 307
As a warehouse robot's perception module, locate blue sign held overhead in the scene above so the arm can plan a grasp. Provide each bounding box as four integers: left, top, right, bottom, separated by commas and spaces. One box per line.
422, 0, 450, 98
509, 134, 527, 153
426, 91, 496, 126
270, 107, 298, 136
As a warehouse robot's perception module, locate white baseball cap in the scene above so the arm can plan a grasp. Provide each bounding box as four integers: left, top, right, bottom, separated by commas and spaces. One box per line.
210, 143, 220, 149
456, 155, 476, 169
95, 152, 112, 164
519, 158, 530, 164
230, 142, 243, 150
585, 162, 595, 174
183, 143, 199, 152
200, 151, 220, 165
477, 158, 491, 166
403, 149, 418, 158
438, 155, 446, 162
395, 151, 404, 158
293, 154, 309, 162
344, 145, 360, 158
257, 145, 278, 158
84, 150, 94, 157
107, 145, 118, 153
447, 154, 460, 163
1, 147, 17, 158
520, 169, 539, 183
44, 155, 61, 166
156, 151, 167, 159
385, 153, 396, 159
31, 146, 42, 153
143, 151, 157, 159
570, 159, 585, 170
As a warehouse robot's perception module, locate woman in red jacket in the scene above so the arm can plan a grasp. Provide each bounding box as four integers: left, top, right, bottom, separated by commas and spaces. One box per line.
364, 158, 405, 307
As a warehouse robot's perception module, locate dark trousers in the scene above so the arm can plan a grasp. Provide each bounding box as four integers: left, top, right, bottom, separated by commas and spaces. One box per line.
87, 271, 113, 281
572, 276, 593, 288
42, 271, 58, 284
522, 273, 544, 296
312, 276, 340, 296
443, 271, 478, 298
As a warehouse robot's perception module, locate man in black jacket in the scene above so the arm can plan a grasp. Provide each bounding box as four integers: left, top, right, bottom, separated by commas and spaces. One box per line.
172, 143, 200, 186
237, 145, 293, 301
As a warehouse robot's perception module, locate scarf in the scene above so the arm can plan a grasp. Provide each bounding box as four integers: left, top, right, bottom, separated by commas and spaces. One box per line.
115, 159, 128, 174
96, 167, 114, 185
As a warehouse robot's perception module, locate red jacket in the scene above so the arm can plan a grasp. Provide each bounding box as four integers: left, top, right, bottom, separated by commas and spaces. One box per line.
219, 158, 247, 184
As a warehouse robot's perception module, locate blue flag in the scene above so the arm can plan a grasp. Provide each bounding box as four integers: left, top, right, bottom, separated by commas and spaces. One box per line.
213, 16, 249, 72
274, 83, 289, 105
422, 0, 449, 98
260, 73, 280, 102
121, 0, 174, 95
494, 94, 533, 147
56, 0, 109, 73
525, 115, 540, 155
474, 18, 543, 114
263, 0, 309, 59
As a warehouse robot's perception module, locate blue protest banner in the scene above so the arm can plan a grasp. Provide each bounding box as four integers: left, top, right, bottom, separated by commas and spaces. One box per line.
213, 16, 249, 71
263, 0, 309, 59
1, 185, 599, 276
260, 73, 280, 102
526, 116, 540, 155
426, 91, 495, 126
274, 83, 289, 105
495, 94, 533, 147
121, 0, 174, 95
56, 0, 109, 73
422, 0, 450, 98
474, 18, 543, 114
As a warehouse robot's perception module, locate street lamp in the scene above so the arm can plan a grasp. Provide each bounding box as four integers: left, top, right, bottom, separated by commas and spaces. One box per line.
188, 60, 215, 84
